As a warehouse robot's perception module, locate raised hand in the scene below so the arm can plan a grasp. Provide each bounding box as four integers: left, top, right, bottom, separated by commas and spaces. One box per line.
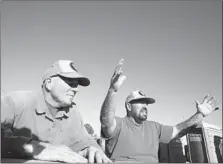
109, 59, 127, 92
195, 94, 220, 117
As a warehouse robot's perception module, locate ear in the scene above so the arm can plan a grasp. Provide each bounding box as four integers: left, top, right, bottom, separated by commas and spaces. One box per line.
126, 102, 132, 112
44, 78, 53, 92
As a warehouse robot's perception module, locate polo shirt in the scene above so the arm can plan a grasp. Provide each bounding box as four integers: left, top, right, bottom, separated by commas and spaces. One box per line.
1, 90, 100, 158
102, 116, 173, 163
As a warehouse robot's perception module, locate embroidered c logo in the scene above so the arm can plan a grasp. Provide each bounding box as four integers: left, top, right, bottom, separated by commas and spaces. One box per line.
138, 91, 146, 96
70, 62, 78, 72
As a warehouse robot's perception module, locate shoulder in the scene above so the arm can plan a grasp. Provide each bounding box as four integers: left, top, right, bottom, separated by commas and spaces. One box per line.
2, 90, 34, 103
1, 90, 37, 112
67, 103, 83, 119
145, 120, 160, 126
1, 90, 38, 120
115, 116, 125, 126
115, 116, 124, 122
144, 120, 162, 131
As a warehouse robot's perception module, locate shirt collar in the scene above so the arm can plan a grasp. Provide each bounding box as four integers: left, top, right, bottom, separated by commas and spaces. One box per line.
35, 90, 48, 114
125, 116, 143, 127
35, 90, 75, 119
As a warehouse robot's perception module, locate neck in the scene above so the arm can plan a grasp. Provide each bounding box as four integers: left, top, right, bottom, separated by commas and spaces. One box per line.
42, 88, 61, 118
127, 115, 143, 126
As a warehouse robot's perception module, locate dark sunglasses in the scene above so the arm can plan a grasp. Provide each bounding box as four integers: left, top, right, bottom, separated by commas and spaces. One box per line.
51, 75, 79, 87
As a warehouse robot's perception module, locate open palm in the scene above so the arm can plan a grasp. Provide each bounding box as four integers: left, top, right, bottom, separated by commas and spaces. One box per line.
110, 59, 127, 92
196, 94, 220, 117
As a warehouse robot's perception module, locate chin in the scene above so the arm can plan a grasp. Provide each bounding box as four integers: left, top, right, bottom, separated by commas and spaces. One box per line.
140, 116, 147, 121
61, 100, 73, 107
142, 118, 147, 121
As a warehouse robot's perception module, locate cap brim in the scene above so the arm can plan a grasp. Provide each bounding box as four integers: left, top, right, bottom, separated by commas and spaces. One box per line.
59, 72, 90, 87
129, 97, 155, 104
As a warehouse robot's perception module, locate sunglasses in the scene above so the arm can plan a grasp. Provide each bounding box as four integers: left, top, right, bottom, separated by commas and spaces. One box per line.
51, 75, 79, 88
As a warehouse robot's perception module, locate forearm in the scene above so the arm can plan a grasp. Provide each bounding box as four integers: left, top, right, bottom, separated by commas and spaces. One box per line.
100, 89, 117, 128
172, 112, 204, 139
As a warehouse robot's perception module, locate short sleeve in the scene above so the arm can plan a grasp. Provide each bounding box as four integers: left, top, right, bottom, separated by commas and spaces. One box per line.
154, 122, 173, 143
1, 94, 16, 128
1, 91, 31, 127
1, 92, 34, 158
101, 116, 122, 140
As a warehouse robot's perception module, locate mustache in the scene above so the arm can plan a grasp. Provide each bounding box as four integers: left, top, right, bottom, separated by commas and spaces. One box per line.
140, 108, 147, 112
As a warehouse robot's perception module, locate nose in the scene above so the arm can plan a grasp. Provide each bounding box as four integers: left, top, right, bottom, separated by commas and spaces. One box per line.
143, 104, 148, 108
71, 87, 79, 93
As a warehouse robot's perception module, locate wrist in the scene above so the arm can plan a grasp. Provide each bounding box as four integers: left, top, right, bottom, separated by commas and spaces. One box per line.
196, 111, 205, 118
108, 88, 118, 94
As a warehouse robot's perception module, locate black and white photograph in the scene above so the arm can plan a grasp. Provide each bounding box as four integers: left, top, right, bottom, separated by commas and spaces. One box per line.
1, 1, 222, 163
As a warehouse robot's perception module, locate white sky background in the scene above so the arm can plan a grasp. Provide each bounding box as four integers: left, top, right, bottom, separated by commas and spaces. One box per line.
1, 1, 222, 135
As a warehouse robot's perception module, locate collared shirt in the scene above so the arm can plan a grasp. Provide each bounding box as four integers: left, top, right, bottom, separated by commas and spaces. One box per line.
1, 90, 100, 158
102, 116, 173, 163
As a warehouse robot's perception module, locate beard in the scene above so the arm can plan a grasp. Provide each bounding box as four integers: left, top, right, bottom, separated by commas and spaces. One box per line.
138, 108, 147, 121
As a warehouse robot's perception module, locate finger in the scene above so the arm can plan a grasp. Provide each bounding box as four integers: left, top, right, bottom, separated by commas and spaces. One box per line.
113, 65, 122, 75
120, 75, 127, 83
114, 70, 123, 78
203, 94, 209, 103
195, 100, 200, 106
117, 58, 124, 65
95, 151, 102, 163
207, 96, 214, 103
214, 107, 220, 111
117, 75, 127, 87
108, 159, 113, 163
112, 69, 122, 81
112, 72, 121, 83
113, 59, 124, 75
102, 154, 112, 163
78, 149, 87, 157
88, 148, 95, 163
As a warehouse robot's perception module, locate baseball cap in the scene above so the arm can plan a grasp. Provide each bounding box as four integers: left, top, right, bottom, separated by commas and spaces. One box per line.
126, 90, 155, 104
42, 60, 90, 86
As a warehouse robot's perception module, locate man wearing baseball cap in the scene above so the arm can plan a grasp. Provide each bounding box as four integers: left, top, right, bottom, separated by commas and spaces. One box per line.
1, 60, 111, 163
100, 59, 220, 163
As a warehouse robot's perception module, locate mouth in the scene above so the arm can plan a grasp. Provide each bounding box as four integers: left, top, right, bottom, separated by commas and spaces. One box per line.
67, 94, 75, 98
141, 108, 147, 115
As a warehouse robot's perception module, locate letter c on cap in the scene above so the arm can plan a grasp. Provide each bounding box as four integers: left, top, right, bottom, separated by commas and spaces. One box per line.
138, 91, 145, 96
70, 62, 78, 72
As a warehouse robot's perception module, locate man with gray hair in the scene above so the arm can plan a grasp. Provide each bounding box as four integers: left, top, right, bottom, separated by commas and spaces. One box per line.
1, 60, 111, 163
100, 59, 220, 163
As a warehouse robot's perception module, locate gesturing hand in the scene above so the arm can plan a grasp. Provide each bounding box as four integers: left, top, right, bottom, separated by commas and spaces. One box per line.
110, 59, 127, 92
78, 146, 112, 163
196, 94, 220, 117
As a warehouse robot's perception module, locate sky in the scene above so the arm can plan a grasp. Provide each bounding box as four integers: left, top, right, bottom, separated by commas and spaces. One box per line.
1, 1, 222, 135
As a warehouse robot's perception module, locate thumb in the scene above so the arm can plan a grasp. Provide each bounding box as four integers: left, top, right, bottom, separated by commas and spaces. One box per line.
195, 100, 200, 108
78, 149, 87, 157
214, 107, 220, 111
120, 75, 127, 84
